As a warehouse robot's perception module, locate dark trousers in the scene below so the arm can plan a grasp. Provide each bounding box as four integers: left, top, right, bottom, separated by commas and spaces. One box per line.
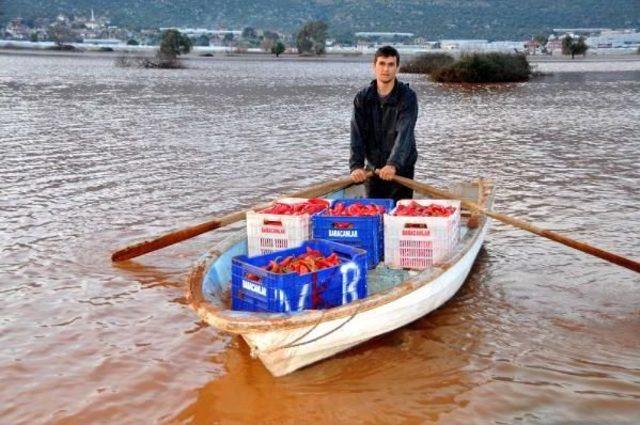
365, 167, 414, 203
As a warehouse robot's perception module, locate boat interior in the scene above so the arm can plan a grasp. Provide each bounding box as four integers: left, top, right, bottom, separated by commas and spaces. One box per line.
194, 179, 492, 312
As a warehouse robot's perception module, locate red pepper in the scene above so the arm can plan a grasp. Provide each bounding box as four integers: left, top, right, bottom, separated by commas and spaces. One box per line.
308, 198, 330, 207
328, 202, 386, 217
262, 200, 327, 216
306, 246, 321, 257
245, 273, 261, 281
393, 202, 455, 217
257, 249, 342, 275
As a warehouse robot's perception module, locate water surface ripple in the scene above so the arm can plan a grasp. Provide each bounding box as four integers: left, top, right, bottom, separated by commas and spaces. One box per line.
1, 52, 639, 424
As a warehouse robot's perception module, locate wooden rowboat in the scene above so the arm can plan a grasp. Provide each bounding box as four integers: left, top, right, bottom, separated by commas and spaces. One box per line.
186, 178, 494, 377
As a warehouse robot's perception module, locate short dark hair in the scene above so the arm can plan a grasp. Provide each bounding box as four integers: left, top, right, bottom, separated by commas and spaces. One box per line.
374, 45, 400, 66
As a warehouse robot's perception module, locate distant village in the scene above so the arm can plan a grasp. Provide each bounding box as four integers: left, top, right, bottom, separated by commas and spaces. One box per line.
2, 10, 640, 56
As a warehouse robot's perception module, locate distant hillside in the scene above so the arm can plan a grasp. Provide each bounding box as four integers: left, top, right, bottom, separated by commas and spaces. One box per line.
3, 0, 640, 40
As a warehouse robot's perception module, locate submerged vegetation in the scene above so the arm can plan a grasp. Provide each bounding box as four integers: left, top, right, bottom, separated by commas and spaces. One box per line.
401, 53, 455, 74
432, 52, 531, 83
115, 29, 192, 69
402, 52, 531, 83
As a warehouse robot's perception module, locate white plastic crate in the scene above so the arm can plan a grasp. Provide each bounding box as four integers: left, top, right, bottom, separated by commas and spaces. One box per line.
384, 199, 461, 270
246, 198, 327, 256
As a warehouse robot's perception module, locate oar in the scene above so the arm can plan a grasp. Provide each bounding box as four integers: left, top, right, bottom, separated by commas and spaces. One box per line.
392, 174, 640, 274
111, 175, 359, 262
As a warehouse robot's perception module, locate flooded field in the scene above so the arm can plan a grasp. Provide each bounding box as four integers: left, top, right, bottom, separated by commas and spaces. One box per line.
1, 51, 639, 424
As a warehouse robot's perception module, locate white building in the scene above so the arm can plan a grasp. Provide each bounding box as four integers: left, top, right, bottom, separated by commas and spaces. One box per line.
485, 41, 526, 52
160, 28, 242, 38
586, 29, 640, 48
440, 39, 488, 51
438, 39, 526, 53
82, 38, 122, 45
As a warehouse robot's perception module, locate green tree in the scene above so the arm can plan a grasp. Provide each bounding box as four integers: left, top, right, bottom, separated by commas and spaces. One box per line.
159, 29, 192, 58
574, 36, 588, 57
127, 38, 139, 46
271, 41, 285, 57
562, 35, 588, 59
155, 29, 192, 67
48, 21, 75, 46
296, 20, 328, 55
30, 31, 39, 42
242, 27, 257, 40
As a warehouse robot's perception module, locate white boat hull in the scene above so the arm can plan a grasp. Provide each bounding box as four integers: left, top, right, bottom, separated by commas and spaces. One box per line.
243, 223, 489, 377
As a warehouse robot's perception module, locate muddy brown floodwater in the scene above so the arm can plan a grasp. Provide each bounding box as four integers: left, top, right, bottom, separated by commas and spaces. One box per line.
1, 51, 639, 424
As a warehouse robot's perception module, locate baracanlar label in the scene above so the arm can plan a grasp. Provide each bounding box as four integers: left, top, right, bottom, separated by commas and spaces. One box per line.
328, 229, 358, 238
242, 280, 266, 296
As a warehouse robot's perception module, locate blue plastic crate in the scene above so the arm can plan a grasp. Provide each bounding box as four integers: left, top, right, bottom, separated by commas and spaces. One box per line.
312, 199, 394, 269
231, 240, 367, 313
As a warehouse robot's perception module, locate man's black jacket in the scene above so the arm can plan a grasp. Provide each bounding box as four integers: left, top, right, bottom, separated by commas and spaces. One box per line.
349, 79, 418, 174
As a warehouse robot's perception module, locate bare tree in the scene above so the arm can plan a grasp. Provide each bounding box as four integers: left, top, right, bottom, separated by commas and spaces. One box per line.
296, 21, 328, 55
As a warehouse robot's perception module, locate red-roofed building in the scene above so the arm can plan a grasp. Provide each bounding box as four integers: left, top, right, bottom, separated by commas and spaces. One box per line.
524, 39, 542, 54
546, 37, 565, 55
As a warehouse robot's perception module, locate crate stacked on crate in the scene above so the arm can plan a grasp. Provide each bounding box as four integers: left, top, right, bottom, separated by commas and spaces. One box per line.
246, 197, 329, 256
311, 199, 394, 269
384, 200, 461, 270
231, 240, 368, 313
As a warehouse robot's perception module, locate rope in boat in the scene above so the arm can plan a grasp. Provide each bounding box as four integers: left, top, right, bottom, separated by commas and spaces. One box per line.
278, 306, 362, 349
256, 304, 363, 354
260, 312, 326, 354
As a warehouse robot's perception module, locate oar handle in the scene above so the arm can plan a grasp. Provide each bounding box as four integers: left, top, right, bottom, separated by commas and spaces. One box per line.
111, 175, 361, 262
392, 175, 640, 274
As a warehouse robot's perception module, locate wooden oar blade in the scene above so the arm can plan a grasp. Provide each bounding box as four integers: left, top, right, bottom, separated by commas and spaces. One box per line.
111, 175, 358, 262
392, 175, 640, 275
111, 220, 223, 262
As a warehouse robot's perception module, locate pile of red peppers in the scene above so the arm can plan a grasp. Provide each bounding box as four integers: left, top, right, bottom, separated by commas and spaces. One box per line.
393, 202, 456, 217
260, 198, 329, 215
246, 247, 341, 279
327, 202, 386, 217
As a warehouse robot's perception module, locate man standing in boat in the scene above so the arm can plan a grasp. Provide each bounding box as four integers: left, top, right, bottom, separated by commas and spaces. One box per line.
349, 45, 418, 202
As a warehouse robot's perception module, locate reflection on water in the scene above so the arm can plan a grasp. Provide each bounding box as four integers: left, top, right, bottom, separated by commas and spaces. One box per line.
1, 52, 639, 424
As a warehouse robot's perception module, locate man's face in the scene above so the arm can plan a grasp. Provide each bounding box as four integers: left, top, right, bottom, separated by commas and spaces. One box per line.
373, 55, 398, 84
